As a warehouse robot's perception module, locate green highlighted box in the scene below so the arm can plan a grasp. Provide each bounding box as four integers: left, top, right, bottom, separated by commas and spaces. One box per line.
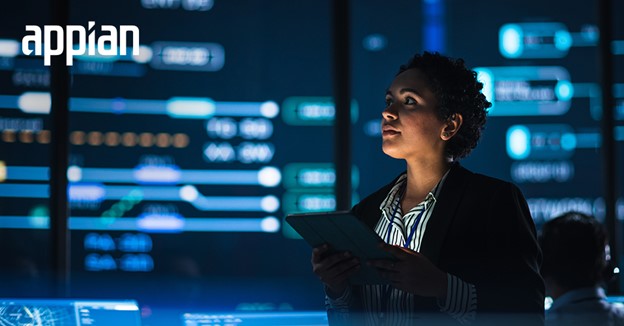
282, 96, 358, 126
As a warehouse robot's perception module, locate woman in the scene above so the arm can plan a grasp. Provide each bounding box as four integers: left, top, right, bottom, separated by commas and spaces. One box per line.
311, 52, 544, 325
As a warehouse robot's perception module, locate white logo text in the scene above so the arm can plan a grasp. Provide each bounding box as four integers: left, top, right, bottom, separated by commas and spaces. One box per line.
22, 21, 140, 66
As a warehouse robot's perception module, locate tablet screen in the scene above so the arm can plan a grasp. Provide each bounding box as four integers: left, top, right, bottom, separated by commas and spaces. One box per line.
286, 211, 395, 284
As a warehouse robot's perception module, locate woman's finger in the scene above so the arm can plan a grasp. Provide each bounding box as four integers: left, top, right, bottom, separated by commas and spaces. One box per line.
368, 259, 399, 271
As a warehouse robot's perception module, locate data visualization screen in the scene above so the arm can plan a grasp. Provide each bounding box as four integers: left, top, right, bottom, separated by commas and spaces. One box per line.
0, 0, 622, 311
1, 0, 342, 309
0, 298, 142, 326
443, 1, 624, 229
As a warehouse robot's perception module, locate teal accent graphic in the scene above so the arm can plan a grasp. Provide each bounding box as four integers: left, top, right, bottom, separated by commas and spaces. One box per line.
282, 96, 359, 126
555, 80, 574, 101
560, 133, 577, 151
499, 22, 571, 59
506, 125, 531, 160
499, 24, 523, 58
474, 66, 572, 116
282, 163, 360, 189
506, 124, 576, 160
166, 97, 215, 118
554, 30, 573, 51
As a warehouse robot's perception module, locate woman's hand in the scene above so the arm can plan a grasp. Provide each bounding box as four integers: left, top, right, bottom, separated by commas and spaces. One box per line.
369, 244, 447, 299
311, 244, 360, 297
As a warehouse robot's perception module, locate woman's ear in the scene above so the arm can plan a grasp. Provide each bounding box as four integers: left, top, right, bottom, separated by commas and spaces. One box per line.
441, 113, 463, 140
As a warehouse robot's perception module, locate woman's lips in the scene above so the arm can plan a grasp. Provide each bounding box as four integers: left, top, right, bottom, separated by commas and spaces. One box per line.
382, 130, 400, 137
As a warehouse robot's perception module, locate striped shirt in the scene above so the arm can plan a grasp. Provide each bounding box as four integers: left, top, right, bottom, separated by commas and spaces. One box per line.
326, 172, 477, 325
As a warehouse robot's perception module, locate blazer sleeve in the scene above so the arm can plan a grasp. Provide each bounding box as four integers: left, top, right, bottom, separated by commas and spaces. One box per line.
475, 182, 545, 324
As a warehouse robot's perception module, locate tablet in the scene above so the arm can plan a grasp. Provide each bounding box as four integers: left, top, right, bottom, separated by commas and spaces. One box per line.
286, 210, 395, 284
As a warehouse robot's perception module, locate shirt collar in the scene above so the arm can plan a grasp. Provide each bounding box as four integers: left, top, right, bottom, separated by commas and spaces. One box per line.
379, 169, 451, 213
379, 174, 407, 218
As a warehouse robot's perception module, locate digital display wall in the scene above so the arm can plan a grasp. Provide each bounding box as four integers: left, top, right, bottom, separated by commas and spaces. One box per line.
0, 0, 622, 321
1, 0, 342, 311
443, 0, 624, 229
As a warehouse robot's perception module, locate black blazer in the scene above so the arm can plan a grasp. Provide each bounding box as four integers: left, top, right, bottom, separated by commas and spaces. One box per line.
349, 163, 545, 324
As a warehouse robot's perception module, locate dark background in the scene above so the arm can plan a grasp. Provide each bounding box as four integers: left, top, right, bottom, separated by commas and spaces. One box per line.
0, 0, 622, 324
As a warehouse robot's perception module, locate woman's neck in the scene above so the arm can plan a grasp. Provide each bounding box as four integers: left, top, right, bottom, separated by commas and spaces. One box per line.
403, 158, 451, 206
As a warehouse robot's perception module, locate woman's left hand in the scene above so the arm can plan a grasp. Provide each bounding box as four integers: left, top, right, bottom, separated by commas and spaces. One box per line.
369, 243, 447, 299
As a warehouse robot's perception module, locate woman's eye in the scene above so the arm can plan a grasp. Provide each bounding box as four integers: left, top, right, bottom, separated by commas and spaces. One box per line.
385, 98, 393, 106
404, 97, 416, 105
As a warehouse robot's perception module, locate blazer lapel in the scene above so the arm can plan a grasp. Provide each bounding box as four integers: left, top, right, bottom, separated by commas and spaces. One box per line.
358, 174, 403, 230
419, 164, 471, 265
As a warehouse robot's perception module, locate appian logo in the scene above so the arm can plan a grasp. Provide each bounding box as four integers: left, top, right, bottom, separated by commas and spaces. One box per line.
22, 21, 140, 66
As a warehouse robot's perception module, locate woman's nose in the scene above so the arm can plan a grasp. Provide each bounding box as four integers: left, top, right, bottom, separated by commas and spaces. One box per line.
382, 106, 398, 120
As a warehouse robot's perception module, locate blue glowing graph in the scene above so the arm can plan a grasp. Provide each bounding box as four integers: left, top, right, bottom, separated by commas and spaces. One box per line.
0, 92, 280, 118
475, 66, 573, 116
0, 299, 141, 326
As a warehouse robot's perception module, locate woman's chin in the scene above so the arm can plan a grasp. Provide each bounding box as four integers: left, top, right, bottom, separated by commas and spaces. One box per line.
381, 146, 404, 159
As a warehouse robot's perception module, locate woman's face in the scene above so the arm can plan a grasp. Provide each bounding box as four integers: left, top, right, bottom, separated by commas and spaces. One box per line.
381, 68, 447, 161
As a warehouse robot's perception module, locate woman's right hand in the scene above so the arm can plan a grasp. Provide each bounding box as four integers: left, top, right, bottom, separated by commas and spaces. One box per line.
311, 244, 360, 297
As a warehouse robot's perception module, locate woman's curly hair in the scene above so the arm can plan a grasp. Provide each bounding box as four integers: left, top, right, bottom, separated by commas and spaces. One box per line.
397, 51, 491, 160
